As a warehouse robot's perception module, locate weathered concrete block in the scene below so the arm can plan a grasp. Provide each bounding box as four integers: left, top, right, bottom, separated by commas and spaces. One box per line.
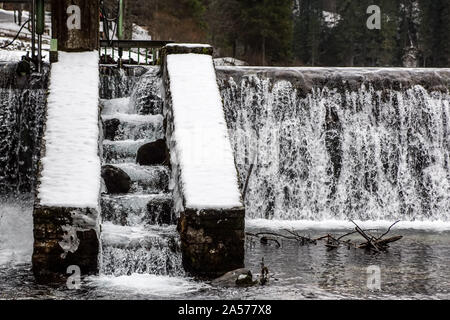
32, 52, 101, 284
178, 208, 245, 278
32, 206, 100, 284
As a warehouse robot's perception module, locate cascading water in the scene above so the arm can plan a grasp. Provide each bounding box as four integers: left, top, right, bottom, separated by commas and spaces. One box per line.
218, 67, 450, 221
0, 63, 47, 267
0, 63, 48, 194
99, 65, 149, 100
99, 65, 183, 278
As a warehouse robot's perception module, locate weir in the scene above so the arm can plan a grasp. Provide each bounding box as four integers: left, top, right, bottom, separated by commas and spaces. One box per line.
1, 0, 447, 285
217, 67, 450, 222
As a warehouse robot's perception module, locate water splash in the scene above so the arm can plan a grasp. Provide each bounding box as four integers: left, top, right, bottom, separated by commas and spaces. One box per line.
220, 72, 450, 221
0, 194, 33, 265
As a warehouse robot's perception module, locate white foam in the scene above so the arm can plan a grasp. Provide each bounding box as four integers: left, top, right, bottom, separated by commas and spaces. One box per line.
102, 113, 163, 125
0, 198, 33, 265
101, 97, 132, 115
87, 273, 209, 296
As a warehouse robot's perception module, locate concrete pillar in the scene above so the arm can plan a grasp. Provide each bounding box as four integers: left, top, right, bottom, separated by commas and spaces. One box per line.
162, 44, 245, 279
51, 0, 99, 51
32, 2, 101, 284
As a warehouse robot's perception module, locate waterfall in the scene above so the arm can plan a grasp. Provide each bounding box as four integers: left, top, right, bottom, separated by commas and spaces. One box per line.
99, 65, 182, 277
99, 65, 149, 100
0, 63, 48, 194
218, 68, 450, 221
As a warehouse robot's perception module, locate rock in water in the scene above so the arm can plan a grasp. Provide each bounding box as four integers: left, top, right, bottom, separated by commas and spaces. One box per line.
136, 139, 169, 166
211, 268, 258, 288
103, 118, 120, 140
101, 165, 131, 194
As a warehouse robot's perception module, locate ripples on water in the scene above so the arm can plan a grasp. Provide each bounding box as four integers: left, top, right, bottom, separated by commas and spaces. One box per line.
0, 198, 449, 300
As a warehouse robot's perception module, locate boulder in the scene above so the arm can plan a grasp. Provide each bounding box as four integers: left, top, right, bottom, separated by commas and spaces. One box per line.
101, 165, 131, 194
211, 268, 258, 288
103, 118, 120, 140
136, 139, 170, 166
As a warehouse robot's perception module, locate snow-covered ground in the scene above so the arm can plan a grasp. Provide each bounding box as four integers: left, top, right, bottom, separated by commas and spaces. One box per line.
166, 51, 243, 210
0, 9, 51, 62
0, 8, 152, 64
37, 51, 101, 209
214, 57, 248, 67
132, 24, 151, 40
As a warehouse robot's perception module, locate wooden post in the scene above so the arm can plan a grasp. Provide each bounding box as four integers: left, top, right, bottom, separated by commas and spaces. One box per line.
51, 0, 99, 51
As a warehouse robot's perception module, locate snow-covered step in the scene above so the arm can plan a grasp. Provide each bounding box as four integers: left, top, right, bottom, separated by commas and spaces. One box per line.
101, 97, 133, 115
101, 222, 183, 276
111, 163, 170, 194
102, 113, 164, 141
101, 193, 174, 226
102, 139, 150, 163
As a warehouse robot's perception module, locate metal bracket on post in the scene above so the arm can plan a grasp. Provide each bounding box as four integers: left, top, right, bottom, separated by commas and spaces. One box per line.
50, 38, 58, 63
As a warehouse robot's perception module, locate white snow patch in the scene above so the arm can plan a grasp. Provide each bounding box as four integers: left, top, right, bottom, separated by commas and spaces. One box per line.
132, 24, 151, 40
166, 53, 242, 210
214, 57, 248, 67
37, 51, 101, 208
247, 219, 450, 232
0, 49, 25, 62
323, 11, 340, 28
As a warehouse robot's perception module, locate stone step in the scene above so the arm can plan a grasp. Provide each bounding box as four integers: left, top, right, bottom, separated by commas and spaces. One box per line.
102, 139, 149, 163
102, 113, 164, 141
101, 222, 183, 276
101, 193, 175, 226
110, 163, 170, 194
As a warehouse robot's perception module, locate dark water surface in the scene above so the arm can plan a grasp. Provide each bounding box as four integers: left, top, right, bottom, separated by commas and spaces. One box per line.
1, 227, 448, 300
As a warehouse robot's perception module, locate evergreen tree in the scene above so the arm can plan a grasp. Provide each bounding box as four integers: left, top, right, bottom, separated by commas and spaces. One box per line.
293, 0, 324, 66
240, 0, 293, 65
418, 0, 450, 67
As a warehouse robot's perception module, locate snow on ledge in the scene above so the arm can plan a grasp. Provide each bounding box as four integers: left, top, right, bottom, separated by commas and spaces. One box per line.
166, 53, 242, 210
37, 51, 101, 209
165, 43, 212, 49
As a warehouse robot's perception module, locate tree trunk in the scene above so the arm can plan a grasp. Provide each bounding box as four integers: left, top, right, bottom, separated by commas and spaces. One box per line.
123, 0, 133, 40
232, 39, 237, 58
51, 0, 99, 51
18, 6, 23, 25
262, 36, 266, 66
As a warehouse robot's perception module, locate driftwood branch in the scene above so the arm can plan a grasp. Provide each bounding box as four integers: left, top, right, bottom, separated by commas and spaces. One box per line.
246, 220, 403, 253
